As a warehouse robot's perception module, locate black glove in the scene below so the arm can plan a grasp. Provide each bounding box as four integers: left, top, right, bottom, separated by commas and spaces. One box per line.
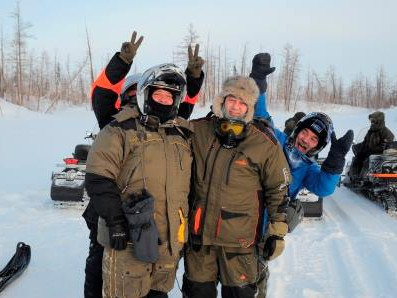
262, 222, 288, 261
187, 44, 205, 78
322, 130, 354, 174
119, 31, 144, 65
108, 222, 128, 250
249, 53, 275, 94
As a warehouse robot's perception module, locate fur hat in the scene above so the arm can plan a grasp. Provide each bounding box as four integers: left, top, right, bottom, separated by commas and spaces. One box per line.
212, 76, 259, 123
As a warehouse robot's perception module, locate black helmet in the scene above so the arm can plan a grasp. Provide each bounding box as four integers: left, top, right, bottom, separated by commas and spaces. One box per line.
291, 112, 334, 156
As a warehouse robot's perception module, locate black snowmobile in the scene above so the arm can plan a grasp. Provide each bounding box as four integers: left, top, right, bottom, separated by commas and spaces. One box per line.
50, 134, 95, 208
343, 141, 397, 215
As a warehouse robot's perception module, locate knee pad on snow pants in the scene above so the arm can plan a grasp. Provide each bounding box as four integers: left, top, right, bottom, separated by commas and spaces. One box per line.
221, 283, 257, 298
84, 238, 104, 298
182, 274, 217, 298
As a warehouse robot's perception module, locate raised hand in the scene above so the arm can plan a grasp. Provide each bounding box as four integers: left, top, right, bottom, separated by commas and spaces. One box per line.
119, 31, 144, 65
322, 130, 354, 174
187, 44, 204, 78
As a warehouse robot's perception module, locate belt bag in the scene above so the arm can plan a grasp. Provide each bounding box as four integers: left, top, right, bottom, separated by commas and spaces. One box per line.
122, 192, 159, 263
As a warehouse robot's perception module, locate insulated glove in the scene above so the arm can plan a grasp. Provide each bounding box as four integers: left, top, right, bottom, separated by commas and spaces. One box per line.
187, 44, 205, 78
263, 221, 288, 261
119, 31, 144, 65
322, 130, 354, 174
122, 192, 159, 263
108, 223, 128, 250
249, 53, 276, 94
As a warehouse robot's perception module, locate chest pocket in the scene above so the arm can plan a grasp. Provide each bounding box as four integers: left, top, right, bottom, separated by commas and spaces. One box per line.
225, 151, 260, 188
118, 132, 164, 197
170, 140, 193, 191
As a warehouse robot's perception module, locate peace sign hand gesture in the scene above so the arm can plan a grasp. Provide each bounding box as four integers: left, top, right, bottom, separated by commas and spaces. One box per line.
119, 31, 144, 65
187, 44, 204, 78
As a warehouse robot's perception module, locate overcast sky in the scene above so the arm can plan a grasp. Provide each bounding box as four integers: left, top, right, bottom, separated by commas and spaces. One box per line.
1, 0, 396, 82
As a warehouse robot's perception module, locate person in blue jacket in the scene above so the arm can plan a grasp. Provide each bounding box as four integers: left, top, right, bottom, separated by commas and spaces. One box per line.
250, 53, 354, 298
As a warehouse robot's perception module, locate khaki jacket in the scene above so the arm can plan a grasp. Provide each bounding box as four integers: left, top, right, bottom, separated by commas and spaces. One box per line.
190, 117, 290, 248
86, 106, 193, 255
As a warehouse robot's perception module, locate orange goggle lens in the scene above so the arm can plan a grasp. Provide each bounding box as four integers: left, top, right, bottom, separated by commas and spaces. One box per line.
219, 121, 245, 135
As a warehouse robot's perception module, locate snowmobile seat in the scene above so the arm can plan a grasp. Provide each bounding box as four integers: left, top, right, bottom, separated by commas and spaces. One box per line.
73, 144, 91, 161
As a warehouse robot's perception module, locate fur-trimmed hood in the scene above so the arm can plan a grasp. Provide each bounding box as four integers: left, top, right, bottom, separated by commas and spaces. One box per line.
369, 111, 385, 131
212, 76, 259, 123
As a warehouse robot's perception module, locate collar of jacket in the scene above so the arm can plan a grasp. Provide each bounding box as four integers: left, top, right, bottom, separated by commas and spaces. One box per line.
113, 105, 193, 133
285, 138, 315, 169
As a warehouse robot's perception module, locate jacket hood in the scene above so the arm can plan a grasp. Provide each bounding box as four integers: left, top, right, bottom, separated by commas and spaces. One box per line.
369, 111, 385, 131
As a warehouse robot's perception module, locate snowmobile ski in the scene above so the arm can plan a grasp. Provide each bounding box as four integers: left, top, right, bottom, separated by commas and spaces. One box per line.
0, 242, 31, 293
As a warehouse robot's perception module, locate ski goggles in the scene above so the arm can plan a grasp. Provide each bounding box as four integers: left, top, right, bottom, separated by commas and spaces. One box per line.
217, 119, 246, 136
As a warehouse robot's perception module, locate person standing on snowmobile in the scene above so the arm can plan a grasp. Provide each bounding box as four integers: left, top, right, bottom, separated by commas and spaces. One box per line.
83, 31, 204, 298
349, 111, 394, 178
250, 52, 354, 297
182, 75, 291, 298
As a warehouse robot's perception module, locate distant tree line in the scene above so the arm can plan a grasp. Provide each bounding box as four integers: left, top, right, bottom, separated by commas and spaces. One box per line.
0, 4, 396, 112
175, 25, 397, 111
0, 2, 93, 112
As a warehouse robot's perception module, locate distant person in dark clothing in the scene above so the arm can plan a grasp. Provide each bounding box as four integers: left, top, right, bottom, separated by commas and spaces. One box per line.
284, 112, 306, 136
350, 111, 395, 177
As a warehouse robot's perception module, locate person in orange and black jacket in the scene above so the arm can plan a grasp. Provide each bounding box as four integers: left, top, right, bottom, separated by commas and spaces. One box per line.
82, 31, 204, 298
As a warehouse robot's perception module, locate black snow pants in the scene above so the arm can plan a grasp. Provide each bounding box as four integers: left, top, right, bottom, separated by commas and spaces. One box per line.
182, 274, 257, 298
83, 203, 103, 298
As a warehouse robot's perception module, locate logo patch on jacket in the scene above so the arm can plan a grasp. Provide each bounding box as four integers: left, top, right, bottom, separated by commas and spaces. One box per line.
235, 159, 247, 166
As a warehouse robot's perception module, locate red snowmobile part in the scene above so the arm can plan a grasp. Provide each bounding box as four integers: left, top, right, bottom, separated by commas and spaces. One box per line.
367, 173, 397, 178
64, 158, 79, 165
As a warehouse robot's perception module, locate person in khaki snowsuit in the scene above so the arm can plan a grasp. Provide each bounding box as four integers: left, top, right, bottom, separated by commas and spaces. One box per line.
82, 31, 204, 298
182, 76, 291, 298
85, 36, 204, 295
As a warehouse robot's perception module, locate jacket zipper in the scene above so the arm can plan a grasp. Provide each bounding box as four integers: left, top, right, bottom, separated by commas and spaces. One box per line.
201, 145, 222, 236
202, 138, 216, 181
175, 144, 183, 170
226, 150, 238, 185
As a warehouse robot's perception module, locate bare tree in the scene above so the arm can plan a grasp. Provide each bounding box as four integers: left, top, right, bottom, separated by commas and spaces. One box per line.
85, 24, 94, 85
240, 44, 248, 76
174, 23, 200, 68
277, 44, 300, 111
0, 26, 5, 98
375, 66, 387, 108
10, 1, 32, 106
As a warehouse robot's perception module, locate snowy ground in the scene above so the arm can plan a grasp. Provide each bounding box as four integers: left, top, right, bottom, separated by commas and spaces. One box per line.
0, 98, 397, 297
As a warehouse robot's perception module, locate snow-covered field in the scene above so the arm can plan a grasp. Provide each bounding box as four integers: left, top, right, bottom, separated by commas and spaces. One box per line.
0, 98, 397, 297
